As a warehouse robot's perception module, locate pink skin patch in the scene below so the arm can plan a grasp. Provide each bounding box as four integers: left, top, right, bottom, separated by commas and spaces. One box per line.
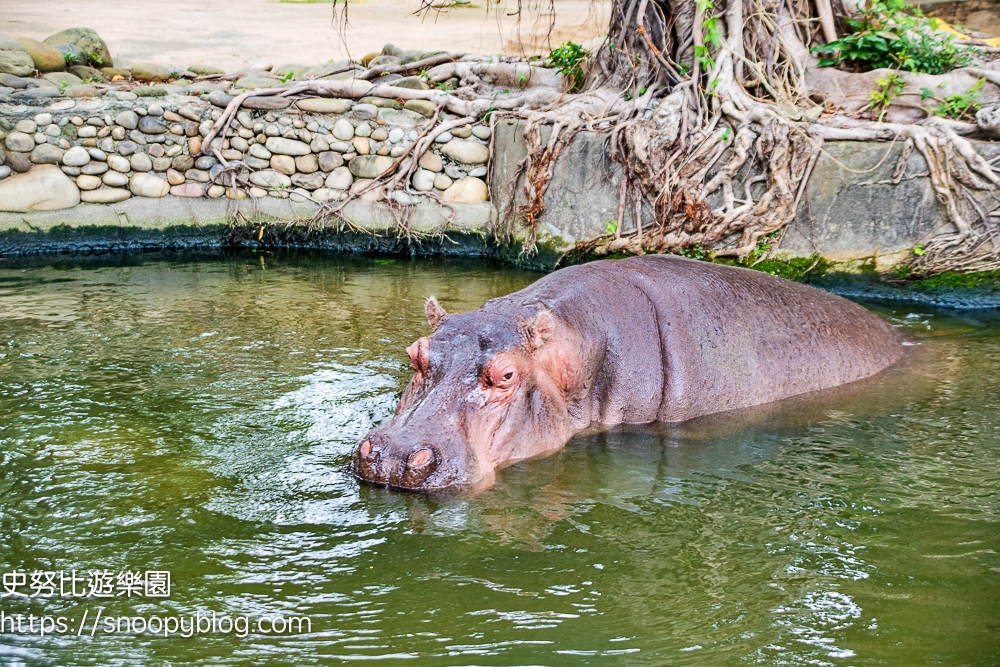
409, 449, 432, 467
360, 439, 371, 457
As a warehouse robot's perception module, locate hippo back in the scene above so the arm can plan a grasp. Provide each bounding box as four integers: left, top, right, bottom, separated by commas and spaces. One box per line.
504, 255, 903, 423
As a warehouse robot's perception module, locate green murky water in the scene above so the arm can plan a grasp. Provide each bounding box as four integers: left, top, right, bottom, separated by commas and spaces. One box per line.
0, 252, 998, 666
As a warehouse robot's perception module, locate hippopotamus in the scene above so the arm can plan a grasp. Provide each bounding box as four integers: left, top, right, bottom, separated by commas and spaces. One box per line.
352, 255, 903, 492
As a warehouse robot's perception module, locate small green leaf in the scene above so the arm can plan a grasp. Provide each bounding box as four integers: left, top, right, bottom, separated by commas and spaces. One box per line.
913, 244, 926, 256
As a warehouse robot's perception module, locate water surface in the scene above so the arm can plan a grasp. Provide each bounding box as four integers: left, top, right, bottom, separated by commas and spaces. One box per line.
0, 252, 998, 665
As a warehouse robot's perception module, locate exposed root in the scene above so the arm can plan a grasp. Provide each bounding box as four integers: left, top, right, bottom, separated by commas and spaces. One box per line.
198, 0, 1000, 276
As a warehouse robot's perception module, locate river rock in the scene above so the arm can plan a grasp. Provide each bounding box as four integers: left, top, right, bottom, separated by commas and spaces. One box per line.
118, 141, 138, 156
442, 176, 487, 203
354, 122, 372, 138
76, 174, 101, 190
184, 169, 209, 183
0, 73, 29, 88
102, 170, 129, 186
81, 187, 130, 203
295, 154, 319, 173
472, 125, 491, 140
188, 64, 225, 76
291, 172, 324, 190
66, 84, 102, 98
391, 76, 429, 90
169, 183, 206, 197
115, 110, 138, 129
403, 100, 436, 118
131, 62, 171, 82
352, 104, 378, 120
325, 166, 353, 190
129, 152, 151, 172
12, 88, 60, 101
297, 98, 352, 114
16, 38, 65, 72
268, 155, 294, 175
450, 126, 471, 139
69, 65, 107, 82
249, 144, 271, 160
348, 155, 395, 179
352, 137, 370, 155
387, 128, 405, 143
81, 161, 108, 175
165, 168, 185, 185
244, 97, 290, 110
433, 174, 453, 190
332, 119, 355, 141
43, 28, 112, 68
0, 166, 11, 180
0, 164, 80, 211
440, 139, 489, 165
5, 131, 35, 152
43, 71, 82, 87
6, 152, 31, 173
249, 170, 292, 189
0, 36, 34, 77
15, 119, 37, 134
30, 144, 64, 164
129, 172, 168, 197
138, 116, 167, 134
411, 169, 435, 191
360, 96, 402, 110
106, 155, 130, 172
368, 55, 403, 70
318, 151, 343, 172
418, 152, 442, 172
265, 137, 310, 156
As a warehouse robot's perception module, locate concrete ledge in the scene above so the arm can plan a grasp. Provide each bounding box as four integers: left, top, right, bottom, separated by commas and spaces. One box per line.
0, 195, 492, 255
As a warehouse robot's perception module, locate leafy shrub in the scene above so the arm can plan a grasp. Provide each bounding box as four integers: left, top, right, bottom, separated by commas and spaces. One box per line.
548, 41, 589, 92
934, 77, 985, 121
812, 0, 974, 74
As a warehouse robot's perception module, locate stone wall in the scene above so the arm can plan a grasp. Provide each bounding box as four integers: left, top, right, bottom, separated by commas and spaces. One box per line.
0, 93, 492, 236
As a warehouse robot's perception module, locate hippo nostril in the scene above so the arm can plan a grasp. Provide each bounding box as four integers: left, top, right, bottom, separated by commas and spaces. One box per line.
409, 448, 432, 468
360, 439, 371, 458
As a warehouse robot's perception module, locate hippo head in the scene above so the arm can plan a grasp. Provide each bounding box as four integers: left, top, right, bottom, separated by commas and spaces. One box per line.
351, 297, 581, 492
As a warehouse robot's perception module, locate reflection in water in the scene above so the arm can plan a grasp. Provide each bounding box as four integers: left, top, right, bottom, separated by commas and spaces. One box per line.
0, 252, 998, 666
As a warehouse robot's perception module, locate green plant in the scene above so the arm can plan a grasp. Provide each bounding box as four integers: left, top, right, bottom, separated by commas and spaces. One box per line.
86, 51, 103, 67
913, 243, 927, 256
437, 81, 455, 91
547, 41, 589, 92
63, 52, 80, 66
869, 71, 906, 121
679, 245, 708, 260
280, 70, 294, 83
934, 77, 984, 121
604, 219, 619, 235
694, 0, 723, 71
516, 73, 528, 88
812, 0, 974, 74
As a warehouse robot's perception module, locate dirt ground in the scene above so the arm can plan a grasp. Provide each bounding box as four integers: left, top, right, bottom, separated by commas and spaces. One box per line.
1, 0, 609, 70
916, 0, 1000, 36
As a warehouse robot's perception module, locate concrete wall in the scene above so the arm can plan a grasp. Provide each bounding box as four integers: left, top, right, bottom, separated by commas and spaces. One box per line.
490, 118, 1000, 270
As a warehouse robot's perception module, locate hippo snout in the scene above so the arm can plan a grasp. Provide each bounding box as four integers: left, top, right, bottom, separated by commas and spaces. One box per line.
352, 435, 439, 490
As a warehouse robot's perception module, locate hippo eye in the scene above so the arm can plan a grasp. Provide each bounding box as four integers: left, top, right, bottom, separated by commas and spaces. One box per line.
503, 371, 513, 381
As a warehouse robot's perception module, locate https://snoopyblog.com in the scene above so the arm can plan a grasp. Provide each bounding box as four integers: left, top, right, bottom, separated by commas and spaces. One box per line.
0, 569, 312, 638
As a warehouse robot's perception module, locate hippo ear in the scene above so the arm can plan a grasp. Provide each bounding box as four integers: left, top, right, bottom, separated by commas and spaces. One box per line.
425, 296, 448, 331
528, 311, 555, 350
